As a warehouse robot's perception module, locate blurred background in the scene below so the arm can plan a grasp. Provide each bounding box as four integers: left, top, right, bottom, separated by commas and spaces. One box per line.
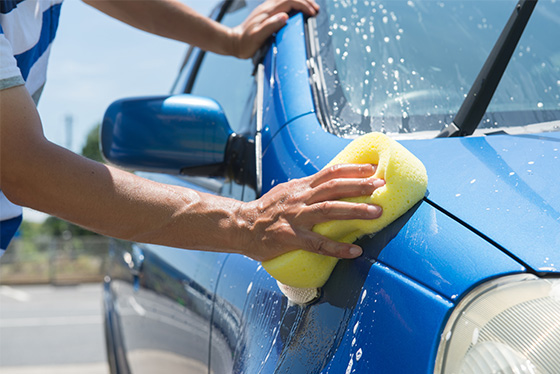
0, 1, 218, 372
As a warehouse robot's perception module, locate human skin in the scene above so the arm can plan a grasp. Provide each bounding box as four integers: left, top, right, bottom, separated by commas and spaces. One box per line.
82, 0, 321, 59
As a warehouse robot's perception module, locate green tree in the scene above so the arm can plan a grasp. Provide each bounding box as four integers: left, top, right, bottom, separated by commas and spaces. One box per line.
81, 123, 104, 163
41, 123, 104, 237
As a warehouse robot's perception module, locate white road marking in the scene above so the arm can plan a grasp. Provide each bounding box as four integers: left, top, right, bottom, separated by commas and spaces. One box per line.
128, 295, 147, 316
0, 315, 102, 328
0, 362, 108, 374
0, 286, 31, 302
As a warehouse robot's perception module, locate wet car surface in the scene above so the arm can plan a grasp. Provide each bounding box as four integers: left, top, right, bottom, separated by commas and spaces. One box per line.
101, 0, 560, 373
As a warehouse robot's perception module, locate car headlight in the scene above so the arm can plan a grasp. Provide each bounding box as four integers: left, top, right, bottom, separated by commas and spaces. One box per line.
434, 274, 560, 374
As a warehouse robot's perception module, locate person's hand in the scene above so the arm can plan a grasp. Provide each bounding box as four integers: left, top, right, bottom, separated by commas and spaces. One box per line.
236, 164, 385, 262
229, 0, 320, 59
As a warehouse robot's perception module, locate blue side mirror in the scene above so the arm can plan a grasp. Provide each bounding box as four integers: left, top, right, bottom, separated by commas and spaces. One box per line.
101, 94, 233, 175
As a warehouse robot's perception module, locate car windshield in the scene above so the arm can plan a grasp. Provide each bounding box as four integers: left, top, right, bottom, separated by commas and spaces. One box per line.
312, 0, 560, 138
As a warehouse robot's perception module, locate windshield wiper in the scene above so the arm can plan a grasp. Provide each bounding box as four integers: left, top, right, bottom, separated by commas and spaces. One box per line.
437, 0, 538, 138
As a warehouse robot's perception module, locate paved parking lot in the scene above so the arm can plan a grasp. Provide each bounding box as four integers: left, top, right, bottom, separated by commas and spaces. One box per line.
0, 283, 108, 373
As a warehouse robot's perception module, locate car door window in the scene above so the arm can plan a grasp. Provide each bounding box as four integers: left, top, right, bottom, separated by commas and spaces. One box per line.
189, 2, 258, 135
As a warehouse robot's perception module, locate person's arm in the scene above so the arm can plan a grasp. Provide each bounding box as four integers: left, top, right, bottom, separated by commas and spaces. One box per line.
82, 0, 319, 59
0, 85, 383, 261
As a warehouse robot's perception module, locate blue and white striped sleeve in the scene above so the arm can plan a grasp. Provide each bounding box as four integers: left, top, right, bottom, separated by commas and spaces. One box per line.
0, 25, 24, 254
0, 25, 25, 91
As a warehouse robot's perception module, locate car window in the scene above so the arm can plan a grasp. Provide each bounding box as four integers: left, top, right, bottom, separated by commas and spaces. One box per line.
189, 1, 258, 134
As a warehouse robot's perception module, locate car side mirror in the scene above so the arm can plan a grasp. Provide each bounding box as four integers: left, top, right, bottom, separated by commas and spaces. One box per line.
101, 94, 233, 176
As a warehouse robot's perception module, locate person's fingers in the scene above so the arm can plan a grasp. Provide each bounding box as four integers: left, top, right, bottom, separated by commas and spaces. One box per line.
295, 229, 363, 259
306, 177, 385, 204
232, 11, 286, 59
243, 11, 270, 29
233, 0, 320, 59
308, 164, 376, 188
250, 12, 289, 42
300, 200, 382, 223
305, 0, 321, 13
267, 0, 319, 17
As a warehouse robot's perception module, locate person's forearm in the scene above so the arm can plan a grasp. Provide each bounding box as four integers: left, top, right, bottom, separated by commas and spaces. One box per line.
6, 138, 253, 254
1, 86, 245, 253
83, 0, 321, 59
82, 0, 234, 56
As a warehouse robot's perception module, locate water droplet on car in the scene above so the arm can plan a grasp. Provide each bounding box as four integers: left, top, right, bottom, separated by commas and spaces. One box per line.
345, 357, 354, 374
353, 321, 360, 334
356, 348, 363, 361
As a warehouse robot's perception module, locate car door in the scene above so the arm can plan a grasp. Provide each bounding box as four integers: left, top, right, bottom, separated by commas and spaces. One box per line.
106, 177, 230, 374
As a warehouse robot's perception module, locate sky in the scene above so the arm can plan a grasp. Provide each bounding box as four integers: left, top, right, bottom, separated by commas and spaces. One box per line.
25, 0, 219, 222
38, 0, 218, 152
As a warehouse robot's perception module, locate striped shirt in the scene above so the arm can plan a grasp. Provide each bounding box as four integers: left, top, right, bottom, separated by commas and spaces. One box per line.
0, 0, 63, 252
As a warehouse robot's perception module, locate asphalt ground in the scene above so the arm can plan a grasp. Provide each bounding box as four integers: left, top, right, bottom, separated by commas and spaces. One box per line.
0, 283, 109, 373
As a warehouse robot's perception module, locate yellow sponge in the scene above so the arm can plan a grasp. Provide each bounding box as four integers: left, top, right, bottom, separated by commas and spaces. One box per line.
262, 132, 428, 289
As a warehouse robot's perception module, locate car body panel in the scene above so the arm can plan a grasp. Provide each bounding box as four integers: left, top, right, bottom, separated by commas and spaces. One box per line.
107, 242, 226, 374
209, 253, 258, 373
320, 262, 453, 373
404, 133, 560, 273
261, 14, 315, 150
371, 202, 527, 300
209, 250, 456, 373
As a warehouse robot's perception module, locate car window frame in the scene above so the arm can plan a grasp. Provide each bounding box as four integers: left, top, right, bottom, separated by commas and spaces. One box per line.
171, 1, 264, 202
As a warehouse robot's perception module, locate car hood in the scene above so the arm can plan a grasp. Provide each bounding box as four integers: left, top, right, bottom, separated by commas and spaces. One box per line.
403, 130, 560, 274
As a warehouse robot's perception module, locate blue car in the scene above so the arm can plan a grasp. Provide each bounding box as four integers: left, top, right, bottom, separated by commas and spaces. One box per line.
100, 0, 560, 373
